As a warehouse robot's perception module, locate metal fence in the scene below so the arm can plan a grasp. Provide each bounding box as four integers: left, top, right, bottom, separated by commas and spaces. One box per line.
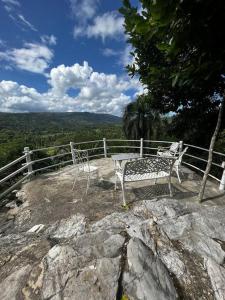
0, 138, 225, 199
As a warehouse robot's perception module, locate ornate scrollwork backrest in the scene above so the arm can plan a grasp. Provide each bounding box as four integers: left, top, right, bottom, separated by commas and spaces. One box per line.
169, 142, 179, 155
73, 149, 90, 171
123, 157, 175, 178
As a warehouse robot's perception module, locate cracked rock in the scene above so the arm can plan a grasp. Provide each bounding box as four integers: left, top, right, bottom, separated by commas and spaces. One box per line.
123, 237, 178, 300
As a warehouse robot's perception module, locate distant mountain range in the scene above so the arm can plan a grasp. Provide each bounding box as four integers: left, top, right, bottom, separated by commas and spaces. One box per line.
0, 112, 122, 133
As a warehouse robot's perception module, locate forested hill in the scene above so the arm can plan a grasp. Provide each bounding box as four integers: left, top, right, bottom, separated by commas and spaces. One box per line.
0, 112, 121, 133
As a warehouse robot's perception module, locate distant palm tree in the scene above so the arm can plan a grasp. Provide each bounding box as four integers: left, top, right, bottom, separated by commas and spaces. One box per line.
123, 95, 162, 140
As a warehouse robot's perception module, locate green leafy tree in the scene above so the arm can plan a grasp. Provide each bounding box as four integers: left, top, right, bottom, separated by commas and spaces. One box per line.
120, 0, 225, 201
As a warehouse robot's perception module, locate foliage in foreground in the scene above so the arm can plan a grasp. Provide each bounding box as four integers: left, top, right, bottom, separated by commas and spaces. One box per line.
120, 0, 225, 200
120, 0, 225, 147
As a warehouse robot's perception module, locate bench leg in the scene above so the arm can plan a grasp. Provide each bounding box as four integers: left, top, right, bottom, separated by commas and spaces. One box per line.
72, 171, 79, 191
121, 181, 127, 206
175, 166, 182, 183
85, 174, 90, 195
115, 175, 118, 190
168, 176, 173, 197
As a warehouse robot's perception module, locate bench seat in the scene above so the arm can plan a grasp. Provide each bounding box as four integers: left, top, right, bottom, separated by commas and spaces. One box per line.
115, 156, 175, 206
116, 170, 170, 182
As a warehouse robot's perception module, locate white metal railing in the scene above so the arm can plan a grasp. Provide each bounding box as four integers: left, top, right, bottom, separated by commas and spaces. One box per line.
0, 138, 225, 200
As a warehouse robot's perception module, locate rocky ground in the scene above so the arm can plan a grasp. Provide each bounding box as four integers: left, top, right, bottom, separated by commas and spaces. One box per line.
0, 158, 225, 300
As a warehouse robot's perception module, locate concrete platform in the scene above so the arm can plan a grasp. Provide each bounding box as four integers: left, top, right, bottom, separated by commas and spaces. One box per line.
11, 157, 225, 231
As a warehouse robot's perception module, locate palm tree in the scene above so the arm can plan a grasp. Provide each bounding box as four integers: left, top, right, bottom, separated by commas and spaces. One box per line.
123, 95, 162, 141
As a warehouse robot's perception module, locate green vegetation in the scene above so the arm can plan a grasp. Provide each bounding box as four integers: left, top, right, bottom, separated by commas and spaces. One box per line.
0, 112, 123, 168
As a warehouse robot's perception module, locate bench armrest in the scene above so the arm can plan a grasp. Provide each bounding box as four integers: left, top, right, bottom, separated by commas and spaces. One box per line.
157, 146, 170, 151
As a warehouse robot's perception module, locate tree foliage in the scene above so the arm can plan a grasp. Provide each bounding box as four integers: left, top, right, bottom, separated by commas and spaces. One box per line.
120, 0, 225, 201
120, 0, 225, 114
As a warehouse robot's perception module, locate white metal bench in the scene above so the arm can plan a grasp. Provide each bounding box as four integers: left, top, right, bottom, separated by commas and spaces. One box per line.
115, 156, 175, 206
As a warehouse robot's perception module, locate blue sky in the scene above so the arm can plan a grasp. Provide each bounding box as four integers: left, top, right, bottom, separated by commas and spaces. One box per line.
0, 0, 143, 115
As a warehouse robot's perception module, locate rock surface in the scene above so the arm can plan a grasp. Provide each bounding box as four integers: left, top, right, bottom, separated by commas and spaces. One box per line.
0, 160, 225, 299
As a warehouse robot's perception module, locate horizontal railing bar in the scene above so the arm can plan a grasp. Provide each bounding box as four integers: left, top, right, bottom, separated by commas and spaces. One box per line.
32, 144, 70, 153
212, 150, 225, 157
0, 154, 26, 173
184, 153, 223, 168
108, 146, 140, 149
184, 143, 225, 157
143, 147, 158, 150
183, 162, 220, 182
184, 153, 208, 163
31, 152, 71, 164
184, 143, 209, 152
73, 140, 103, 145
0, 173, 30, 199
144, 140, 173, 144
207, 174, 221, 182
83, 147, 104, 151
0, 164, 29, 185
108, 152, 125, 155
107, 139, 139, 142
33, 159, 73, 173
88, 154, 105, 158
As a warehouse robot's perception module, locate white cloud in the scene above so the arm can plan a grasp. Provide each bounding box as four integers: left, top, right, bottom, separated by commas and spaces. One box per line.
48, 61, 93, 96
17, 14, 37, 31
41, 35, 57, 46
120, 45, 135, 66
102, 48, 118, 57
70, 0, 124, 41
2, 0, 38, 32
71, 0, 100, 38
1, 0, 20, 6
0, 80, 47, 112
75, 11, 124, 40
87, 12, 124, 40
0, 39, 6, 48
102, 44, 135, 68
0, 62, 144, 115
0, 43, 54, 74
1, 0, 20, 11
69, 0, 98, 21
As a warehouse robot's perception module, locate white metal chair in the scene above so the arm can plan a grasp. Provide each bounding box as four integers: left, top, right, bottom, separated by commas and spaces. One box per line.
174, 147, 188, 183
157, 142, 180, 157
71, 149, 99, 195
115, 156, 175, 206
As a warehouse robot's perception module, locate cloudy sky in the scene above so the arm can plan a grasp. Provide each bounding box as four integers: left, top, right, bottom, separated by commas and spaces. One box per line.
0, 0, 143, 116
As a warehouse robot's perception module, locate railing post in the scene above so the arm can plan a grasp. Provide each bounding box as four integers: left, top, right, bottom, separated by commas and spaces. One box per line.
70, 142, 76, 164
219, 161, 225, 191
140, 138, 143, 158
179, 140, 183, 153
24, 147, 33, 176
103, 138, 107, 158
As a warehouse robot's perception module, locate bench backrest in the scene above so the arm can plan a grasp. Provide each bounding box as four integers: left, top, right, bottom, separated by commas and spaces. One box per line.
123, 156, 175, 180
72, 149, 90, 170
169, 142, 179, 155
